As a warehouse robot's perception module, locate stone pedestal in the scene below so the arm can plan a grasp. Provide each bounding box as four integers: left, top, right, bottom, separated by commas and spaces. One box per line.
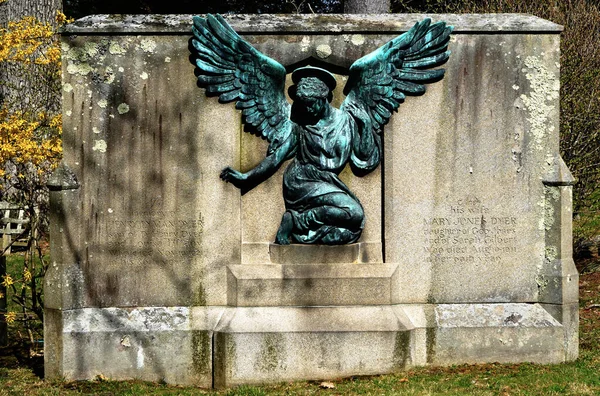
219, 243, 409, 386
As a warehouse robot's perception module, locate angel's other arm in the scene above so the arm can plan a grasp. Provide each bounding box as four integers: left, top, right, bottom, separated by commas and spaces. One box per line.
220, 127, 297, 190
345, 103, 381, 173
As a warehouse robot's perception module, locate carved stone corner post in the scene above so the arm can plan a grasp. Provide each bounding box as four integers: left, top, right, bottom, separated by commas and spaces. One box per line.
45, 161, 82, 379
540, 156, 578, 360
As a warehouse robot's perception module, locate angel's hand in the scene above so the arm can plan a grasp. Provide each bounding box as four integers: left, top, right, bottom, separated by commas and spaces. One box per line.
345, 102, 369, 123
345, 103, 371, 133
220, 167, 249, 189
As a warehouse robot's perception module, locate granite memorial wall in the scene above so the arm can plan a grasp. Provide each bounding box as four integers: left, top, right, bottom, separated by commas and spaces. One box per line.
45, 14, 577, 387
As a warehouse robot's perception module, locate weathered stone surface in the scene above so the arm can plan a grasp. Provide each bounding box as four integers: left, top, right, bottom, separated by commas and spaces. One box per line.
384, 32, 564, 304
62, 14, 562, 34
46, 307, 223, 386
269, 243, 360, 264
541, 302, 579, 361
430, 304, 566, 365
47, 13, 576, 387
59, 34, 240, 308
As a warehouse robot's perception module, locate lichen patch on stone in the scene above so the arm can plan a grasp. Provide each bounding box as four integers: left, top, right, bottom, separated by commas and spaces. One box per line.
117, 103, 130, 114
108, 41, 127, 55
92, 140, 107, 153
98, 99, 108, 109
316, 44, 332, 59
140, 38, 157, 53
83, 42, 99, 58
104, 66, 115, 84
300, 36, 310, 52
545, 245, 558, 263
519, 56, 559, 147
66, 62, 93, 76
351, 34, 365, 46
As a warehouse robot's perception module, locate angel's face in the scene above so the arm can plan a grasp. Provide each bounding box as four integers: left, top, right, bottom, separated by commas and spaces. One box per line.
301, 96, 326, 117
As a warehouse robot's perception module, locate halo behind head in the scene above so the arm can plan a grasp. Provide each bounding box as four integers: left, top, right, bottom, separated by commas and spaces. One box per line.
291, 66, 337, 92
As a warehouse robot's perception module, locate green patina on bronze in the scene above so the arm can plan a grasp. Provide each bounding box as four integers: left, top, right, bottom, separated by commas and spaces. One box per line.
190, 14, 452, 245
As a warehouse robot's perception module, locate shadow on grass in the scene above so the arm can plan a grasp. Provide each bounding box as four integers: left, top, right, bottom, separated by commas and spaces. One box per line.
0, 343, 44, 379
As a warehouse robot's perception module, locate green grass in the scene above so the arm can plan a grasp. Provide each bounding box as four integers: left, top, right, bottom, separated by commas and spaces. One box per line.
1, 272, 600, 395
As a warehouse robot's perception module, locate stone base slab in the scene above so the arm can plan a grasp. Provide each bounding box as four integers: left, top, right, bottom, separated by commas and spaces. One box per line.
213, 306, 413, 387
430, 303, 567, 365
268, 242, 383, 264
45, 303, 574, 388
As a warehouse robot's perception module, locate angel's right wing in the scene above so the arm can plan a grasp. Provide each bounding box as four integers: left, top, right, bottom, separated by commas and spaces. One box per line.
191, 14, 293, 151
342, 18, 453, 135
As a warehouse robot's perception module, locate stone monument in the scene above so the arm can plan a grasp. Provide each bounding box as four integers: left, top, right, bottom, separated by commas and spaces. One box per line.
46, 14, 577, 388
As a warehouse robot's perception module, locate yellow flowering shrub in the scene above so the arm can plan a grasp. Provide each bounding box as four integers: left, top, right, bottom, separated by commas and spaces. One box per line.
0, 110, 62, 173
1, 274, 14, 287
0, 6, 71, 346
4, 311, 17, 324
0, 11, 66, 177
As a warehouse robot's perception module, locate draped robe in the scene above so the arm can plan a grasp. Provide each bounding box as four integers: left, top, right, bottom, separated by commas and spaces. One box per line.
271, 106, 380, 244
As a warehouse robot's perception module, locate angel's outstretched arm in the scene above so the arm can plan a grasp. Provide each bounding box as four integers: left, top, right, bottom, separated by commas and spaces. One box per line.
220, 129, 297, 191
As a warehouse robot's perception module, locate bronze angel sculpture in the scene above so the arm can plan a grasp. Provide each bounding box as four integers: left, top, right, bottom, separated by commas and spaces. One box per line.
190, 15, 452, 245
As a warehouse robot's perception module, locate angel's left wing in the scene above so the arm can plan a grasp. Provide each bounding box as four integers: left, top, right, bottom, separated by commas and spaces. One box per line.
342, 18, 453, 133
190, 14, 292, 148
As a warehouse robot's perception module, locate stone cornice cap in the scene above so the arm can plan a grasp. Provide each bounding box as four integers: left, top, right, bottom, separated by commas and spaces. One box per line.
62, 14, 563, 35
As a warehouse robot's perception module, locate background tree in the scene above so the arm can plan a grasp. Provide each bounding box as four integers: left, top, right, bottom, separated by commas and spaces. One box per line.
0, 0, 61, 106
344, 0, 389, 13
0, 0, 65, 351
63, 0, 342, 17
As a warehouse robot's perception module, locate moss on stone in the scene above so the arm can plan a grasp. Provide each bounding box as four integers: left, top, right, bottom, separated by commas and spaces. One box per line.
393, 331, 410, 369
258, 333, 285, 373
426, 327, 437, 364
191, 330, 211, 376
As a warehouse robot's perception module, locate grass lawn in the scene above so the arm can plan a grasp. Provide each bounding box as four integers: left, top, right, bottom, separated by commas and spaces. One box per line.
1, 271, 599, 395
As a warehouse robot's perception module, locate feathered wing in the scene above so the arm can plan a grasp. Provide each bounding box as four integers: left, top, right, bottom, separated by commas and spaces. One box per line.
342, 18, 453, 134
190, 14, 292, 147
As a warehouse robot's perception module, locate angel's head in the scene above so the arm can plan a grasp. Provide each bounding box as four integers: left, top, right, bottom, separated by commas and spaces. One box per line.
295, 77, 329, 117
290, 66, 336, 122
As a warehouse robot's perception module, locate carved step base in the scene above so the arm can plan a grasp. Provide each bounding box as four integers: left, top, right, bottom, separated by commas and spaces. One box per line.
227, 263, 397, 306
241, 242, 383, 264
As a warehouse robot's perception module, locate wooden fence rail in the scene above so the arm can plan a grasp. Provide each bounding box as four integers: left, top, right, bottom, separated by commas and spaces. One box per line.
0, 202, 30, 255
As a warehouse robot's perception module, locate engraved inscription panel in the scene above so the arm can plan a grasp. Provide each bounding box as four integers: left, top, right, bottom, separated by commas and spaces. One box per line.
98, 210, 205, 265
423, 196, 518, 265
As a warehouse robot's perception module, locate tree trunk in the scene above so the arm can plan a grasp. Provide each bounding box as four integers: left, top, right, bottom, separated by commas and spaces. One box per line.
344, 0, 390, 13
0, 0, 62, 107
0, 0, 61, 27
